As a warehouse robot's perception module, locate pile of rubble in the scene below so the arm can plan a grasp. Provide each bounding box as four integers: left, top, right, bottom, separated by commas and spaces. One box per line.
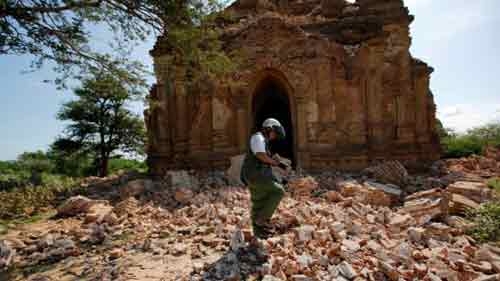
194, 170, 500, 281
0, 160, 499, 281
437, 146, 500, 179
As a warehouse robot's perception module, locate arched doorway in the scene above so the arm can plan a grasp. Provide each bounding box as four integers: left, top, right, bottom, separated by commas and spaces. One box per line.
252, 76, 295, 166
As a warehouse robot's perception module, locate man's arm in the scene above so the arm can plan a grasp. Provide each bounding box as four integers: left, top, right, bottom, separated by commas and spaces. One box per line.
255, 152, 288, 170
255, 152, 280, 166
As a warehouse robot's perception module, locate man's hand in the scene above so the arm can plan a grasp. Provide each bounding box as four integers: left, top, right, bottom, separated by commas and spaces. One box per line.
278, 162, 288, 170
255, 152, 280, 166
281, 177, 288, 185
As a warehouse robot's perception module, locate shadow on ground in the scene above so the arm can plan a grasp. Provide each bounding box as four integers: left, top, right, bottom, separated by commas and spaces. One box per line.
192, 245, 268, 281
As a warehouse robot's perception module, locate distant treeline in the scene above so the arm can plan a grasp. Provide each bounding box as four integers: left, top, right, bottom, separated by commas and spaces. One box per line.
438, 120, 500, 158
0, 150, 146, 192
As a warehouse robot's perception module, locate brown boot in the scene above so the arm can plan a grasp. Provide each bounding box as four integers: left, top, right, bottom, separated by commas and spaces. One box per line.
253, 218, 275, 239
247, 236, 269, 263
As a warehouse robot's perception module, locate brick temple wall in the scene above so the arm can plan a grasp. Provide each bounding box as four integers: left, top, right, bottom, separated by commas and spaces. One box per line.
145, 0, 441, 175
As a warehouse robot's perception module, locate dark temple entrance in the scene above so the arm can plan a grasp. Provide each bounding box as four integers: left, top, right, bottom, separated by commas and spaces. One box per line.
253, 77, 295, 166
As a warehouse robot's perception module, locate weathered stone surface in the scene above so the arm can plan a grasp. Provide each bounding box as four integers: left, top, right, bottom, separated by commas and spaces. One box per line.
445, 155, 500, 179
230, 229, 245, 252
288, 177, 318, 196
174, 187, 194, 204
109, 248, 125, 259
57, 196, 98, 217
291, 275, 312, 281
113, 197, 139, 217
324, 190, 344, 203
447, 181, 492, 203
262, 275, 283, 281
408, 227, 426, 243
0, 240, 14, 269
167, 171, 199, 188
337, 180, 399, 207
379, 261, 400, 281
449, 193, 480, 215
120, 179, 153, 198
46, 238, 79, 261
399, 189, 449, 225
338, 261, 357, 279
226, 154, 245, 186
84, 203, 115, 224
363, 181, 402, 205
337, 180, 363, 197
363, 161, 409, 186
6, 171, 499, 281
146, 0, 441, 174
294, 225, 315, 242
472, 274, 500, 281
484, 145, 500, 161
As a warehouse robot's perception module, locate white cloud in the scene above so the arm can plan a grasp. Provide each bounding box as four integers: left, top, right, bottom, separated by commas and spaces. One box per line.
409, 0, 494, 51
438, 104, 499, 132
441, 106, 462, 117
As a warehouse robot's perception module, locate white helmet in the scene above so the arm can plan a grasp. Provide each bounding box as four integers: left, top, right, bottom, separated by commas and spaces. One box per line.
262, 118, 286, 139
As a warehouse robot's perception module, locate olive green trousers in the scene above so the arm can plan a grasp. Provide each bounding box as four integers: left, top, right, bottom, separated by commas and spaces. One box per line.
249, 180, 285, 236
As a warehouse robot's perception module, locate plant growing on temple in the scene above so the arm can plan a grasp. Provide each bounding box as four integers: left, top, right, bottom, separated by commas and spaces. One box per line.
488, 177, 500, 194
56, 73, 145, 177
0, 0, 236, 88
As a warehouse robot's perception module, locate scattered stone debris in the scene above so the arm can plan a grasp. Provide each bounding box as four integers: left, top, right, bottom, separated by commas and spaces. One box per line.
288, 176, 319, 196
0, 155, 499, 280
444, 152, 500, 179
363, 160, 409, 187
120, 179, 153, 199
174, 187, 195, 204
0, 240, 14, 269
56, 195, 98, 217
448, 181, 493, 203
226, 154, 245, 186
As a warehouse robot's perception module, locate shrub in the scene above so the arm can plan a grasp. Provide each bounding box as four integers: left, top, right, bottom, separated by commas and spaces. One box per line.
0, 168, 30, 191
440, 121, 500, 159
108, 158, 147, 174
442, 135, 484, 158
467, 202, 500, 242
487, 177, 500, 192
0, 176, 77, 220
0, 174, 26, 191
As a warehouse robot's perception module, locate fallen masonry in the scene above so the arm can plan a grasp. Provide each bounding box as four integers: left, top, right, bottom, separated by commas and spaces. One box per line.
0, 159, 499, 280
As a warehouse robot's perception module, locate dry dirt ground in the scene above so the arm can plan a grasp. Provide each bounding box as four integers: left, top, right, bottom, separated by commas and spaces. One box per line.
0, 156, 499, 281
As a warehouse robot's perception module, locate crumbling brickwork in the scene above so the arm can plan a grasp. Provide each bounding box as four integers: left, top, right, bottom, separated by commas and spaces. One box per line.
145, 0, 440, 174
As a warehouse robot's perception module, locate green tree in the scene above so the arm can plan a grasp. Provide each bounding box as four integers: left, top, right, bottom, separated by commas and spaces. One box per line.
16, 151, 54, 185
48, 139, 94, 177
441, 121, 500, 158
56, 74, 145, 177
108, 158, 147, 174
467, 121, 500, 146
0, 0, 234, 87
436, 119, 449, 140
442, 134, 484, 158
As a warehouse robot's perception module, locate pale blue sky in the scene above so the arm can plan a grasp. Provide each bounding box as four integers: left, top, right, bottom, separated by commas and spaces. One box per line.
1, 0, 499, 160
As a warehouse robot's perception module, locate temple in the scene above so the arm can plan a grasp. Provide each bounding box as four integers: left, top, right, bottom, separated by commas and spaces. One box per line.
145, 0, 441, 174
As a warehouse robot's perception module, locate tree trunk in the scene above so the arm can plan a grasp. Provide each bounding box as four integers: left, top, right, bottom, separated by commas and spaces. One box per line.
29, 170, 43, 186
98, 152, 109, 177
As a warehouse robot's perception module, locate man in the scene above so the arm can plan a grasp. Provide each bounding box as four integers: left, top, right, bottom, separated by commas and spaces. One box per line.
241, 118, 288, 239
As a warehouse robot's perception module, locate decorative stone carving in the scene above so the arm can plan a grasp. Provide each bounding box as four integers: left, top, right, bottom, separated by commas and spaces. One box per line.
145, 0, 441, 173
